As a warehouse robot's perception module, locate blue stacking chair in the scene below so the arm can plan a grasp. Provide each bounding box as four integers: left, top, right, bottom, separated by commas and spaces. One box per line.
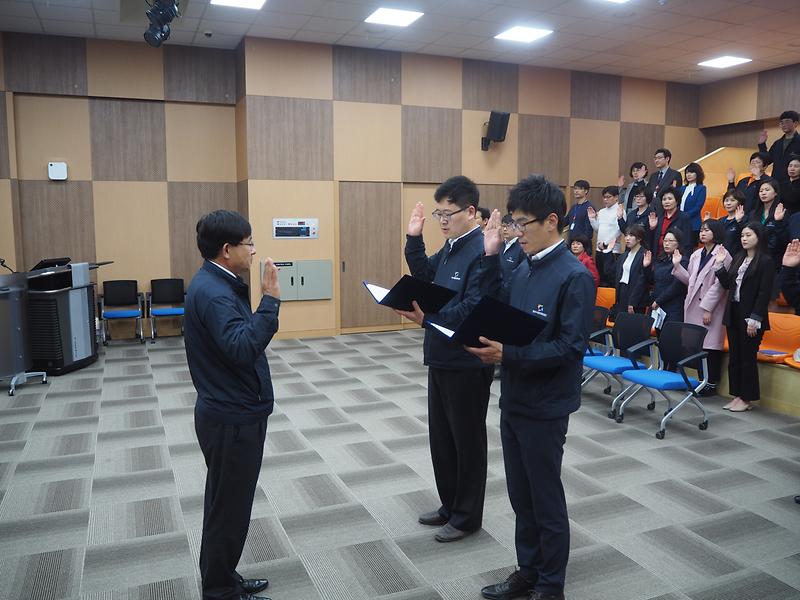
147, 278, 185, 343
100, 280, 145, 345
619, 321, 710, 440
583, 306, 614, 393
582, 312, 656, 414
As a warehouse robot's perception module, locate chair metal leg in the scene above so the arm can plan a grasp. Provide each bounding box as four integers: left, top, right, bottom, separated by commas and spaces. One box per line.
617, 384, 645, 421
151, 316, 157, 343
608, 379, 637, 419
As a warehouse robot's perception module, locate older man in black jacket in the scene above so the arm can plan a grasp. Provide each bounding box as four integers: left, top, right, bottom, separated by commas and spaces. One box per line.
185, 210, 279, 600
758, 110, 800, 186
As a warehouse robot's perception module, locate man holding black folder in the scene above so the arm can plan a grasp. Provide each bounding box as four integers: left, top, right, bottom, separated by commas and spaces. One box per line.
396, 175, 493, 543
468, 175, 594, 600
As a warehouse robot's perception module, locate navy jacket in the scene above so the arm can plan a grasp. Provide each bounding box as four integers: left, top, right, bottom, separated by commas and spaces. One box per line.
185, 261, 279, 424
781, 266, 800, 314
405, 227, 485, 370
679, 184, 707, 232
759, 131, 800, 184
780, 178, 800, 217
727, 176, 762, 215
750, 203, 789, 269
500, 239, 526, 282
480, 242, 594, 420
646, 253, 688, 324
789, 211, 800, 241
618, 206, 652, 234
566, 201, 594, 244
719, 215, 745, 258
646, 168, 683, 213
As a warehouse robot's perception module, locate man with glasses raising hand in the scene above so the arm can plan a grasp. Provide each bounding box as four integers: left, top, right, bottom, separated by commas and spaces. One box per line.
758, 110, 800, 186
396, 175, 493, 544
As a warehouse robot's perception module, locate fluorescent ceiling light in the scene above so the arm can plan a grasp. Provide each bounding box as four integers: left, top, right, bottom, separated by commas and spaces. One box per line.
698, 55, 752, 69
210, 0, 267, 9
494, 26, 553, 43
365, 8, 424, 27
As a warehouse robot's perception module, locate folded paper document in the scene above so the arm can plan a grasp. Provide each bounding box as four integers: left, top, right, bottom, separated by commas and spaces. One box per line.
363, 275, 456, 313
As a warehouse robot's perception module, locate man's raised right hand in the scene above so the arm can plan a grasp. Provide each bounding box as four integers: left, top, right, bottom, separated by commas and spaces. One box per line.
408, 202, 425, 236
261, 258, 280, 299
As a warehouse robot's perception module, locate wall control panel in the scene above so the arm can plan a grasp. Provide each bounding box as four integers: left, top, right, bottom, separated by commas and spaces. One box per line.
273, 218, 319, 239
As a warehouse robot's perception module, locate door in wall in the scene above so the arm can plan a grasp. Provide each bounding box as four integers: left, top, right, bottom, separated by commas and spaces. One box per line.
339, 181, 402, 329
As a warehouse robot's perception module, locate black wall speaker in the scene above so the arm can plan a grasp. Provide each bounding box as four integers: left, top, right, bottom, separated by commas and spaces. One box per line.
482, 110, 510, 151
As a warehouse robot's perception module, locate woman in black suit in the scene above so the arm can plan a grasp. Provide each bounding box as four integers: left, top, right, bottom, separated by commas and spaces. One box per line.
643, 228, 689, 327
714, 222, 776, 412
617, 183, 652, 233
612, 224, 649, 319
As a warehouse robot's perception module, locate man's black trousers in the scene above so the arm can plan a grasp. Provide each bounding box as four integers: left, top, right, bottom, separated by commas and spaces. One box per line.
501, 412, 570, 596
195, 408, 267, 600
427, 366, 493, 532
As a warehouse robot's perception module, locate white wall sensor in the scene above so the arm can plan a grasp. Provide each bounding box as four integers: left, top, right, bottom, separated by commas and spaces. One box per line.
48, 162, 68, 181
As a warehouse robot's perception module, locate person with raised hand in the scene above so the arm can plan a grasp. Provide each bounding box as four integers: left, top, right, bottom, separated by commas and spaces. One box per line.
781, 239, 800, 314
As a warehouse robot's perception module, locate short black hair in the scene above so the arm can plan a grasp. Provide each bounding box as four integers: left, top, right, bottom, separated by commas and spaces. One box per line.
700, 218, 725, 243
780, 110, 799, 122
631, 182, 649, 202
723, 188, 745, 205
630, 161, 647, 177
477, 206, 491, 220
663, 227, 683, 245
573, 179, 590, 191
501, 213, 514, 225
660, 186, 679, 201
788, 153, 800, 164
655, 148, 672, 161
625, 224, 646, 242
434, 175, 479, 209
570, 234, 591, 251
750, 151, 771, 166
506, 174, 567, 231
602, 185, 620, 197
685, 162, 705, 185
196, 210, 252, 260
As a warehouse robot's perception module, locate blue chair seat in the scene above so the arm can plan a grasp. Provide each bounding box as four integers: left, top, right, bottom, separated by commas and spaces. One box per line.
103, 309, 141, 319
151, 307, 184, 317
583, 355, 645, 374
622, 369, 699, 390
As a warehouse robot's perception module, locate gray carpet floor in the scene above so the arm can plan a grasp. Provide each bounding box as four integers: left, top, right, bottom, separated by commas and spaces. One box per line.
0, 329, 799, 600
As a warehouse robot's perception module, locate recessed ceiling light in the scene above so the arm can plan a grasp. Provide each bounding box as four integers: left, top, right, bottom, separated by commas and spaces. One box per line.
698, 55, 752, 68
365, 8, 424, 27
210, 0, 266, 9
494, 26, 553, 43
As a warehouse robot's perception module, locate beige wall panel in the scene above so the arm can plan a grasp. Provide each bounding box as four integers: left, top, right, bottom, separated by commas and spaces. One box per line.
3, 33, 87, 96
333, 101, 401, 182
401, 183, 446, 273
518, 114, 570, 186
5, 94, 17, 178
93, 182, 171, 290
0, 180, 15, 270
235, 98, 248, 182
18, 181, 95, 267
462, 59, 518, 113
0, 93, 8, 179
462, 110, 518, 185
87, 40, 164, 100
15, 95, 92, 181
571, 72, 621, 121
569, 118, 620, 185
165, 103, 236, 182
246, 38, 332, 100
666, 82, 699, 128
518, 66, 570, 117
402, 106, 461, 183
333, 46, 401, 104
401, 53, 461, 109
247, 179, 336, 332
665, 126, 707, 170
621, 77, 666, 125
699, 74, 757, 128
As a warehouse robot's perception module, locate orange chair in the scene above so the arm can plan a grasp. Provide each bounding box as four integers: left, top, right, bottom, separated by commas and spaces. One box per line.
596, 286, 615, 310
757, 312, 800, 363
784, 354, 800, 370
700, 196, 721, 220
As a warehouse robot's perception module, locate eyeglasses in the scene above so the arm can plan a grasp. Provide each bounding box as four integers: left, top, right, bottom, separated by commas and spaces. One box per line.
509, 217, 538, 232
779, 119, 795, 125
431, 207, 467, 221
235, 240, 256, 248
653, 154, 666, 160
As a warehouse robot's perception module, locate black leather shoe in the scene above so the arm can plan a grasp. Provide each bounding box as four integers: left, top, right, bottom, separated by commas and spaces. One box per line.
794, 495, 800, 504
530, 592, 565, 600
435, 523, 473, 542
237, 574, 269, 594
418, 510, 448, 526
238, 594, 270, 600
481, 570, 536, 599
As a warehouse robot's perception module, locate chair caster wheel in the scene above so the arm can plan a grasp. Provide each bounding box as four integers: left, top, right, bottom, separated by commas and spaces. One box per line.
615, 415, 624, 424
699, 421, 708, 431
647, 401, 655, 410
8, 390, 13, 396
655, 430, 665, 440
603, 385, 612, 395
607, 410, 616, 419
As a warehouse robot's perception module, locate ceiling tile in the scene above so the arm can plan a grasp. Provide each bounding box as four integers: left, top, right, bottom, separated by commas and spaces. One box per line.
36, 4, 93, 21
202, 4, 259, 23
254, 11, 309, 28
313, 1, 370, 20
34, 0, 92, 8
748, 0, 798, 9
167, 30, 196, 43
291, 29, 342, 43
559, 19, 620, 37
435, 32, 485, 49
569, 36, 626, 52
246, 23, 296, 38
92, 9, 120, 24
336, 34, 385, 48
666, 0, 742, 17
601, 25, 660, 42
191, 29, 241, 47
181, 1, 207, 19
41, 18, 96, 35
377, 39, 427, 53
93, 23, 145, 39
0, 14, 43, 32
0, 1, 38, 18
198, 19, 250, 35
416, 13, 471, 33
475, 4, 544, 24
386, 27, 442, 44
671, 18, 730, 37
302, 16, 357, 34
432, 0, 494, 20
458, 47, 502, 61
168, 15, 200, 31
261, 0, 324, 14
92, 0, 118, 10
631, 10, 694, 30
421, 43, 469, 56
457, 19, 510, 38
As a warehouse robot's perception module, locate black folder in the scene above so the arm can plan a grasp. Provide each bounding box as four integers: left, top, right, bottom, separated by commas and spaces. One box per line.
426, 296, 548, 347
363, 275, 457, 313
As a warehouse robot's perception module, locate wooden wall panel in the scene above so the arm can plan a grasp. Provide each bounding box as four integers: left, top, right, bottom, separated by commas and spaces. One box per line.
90, 98, 166, 181
402, 106, 461, 183
237, 180, 248, 219
235, 41, 246, 102
0, 180, 15, 270
3, 33, 87, 96
477, 184, 511, 214
0, 93, 8, 180
333, 46, 401, 104
401, 54, 461, 109
86, 40, 164, 100
93, 182, 171, 289
167, 182, 238, 286
235, 98, 248, 182
666, 82, 699, 128
10, 179, 21, 267
699, 74, 757, 128
462, 59, 518, 113
518, 115, 570, 186
703, 120, 766, 154
15, 95, 92, 181
246, 38, 332, 100
163, 46, 236, 105
519, 66, 570, 117
571, 72, 620, 121
247, 96, 332, 181
569, 118, 619, 186
165, 103, 236, 182
462, 110, 518, 185
18, 181, 95, 269
0, 34, 4, 92
339, 181, 402, 329
619, 122, 665, 181
5, 94, 16, 179
757, 64, 800, 120
621, 78, 665, 125
334, 101, 400, 182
